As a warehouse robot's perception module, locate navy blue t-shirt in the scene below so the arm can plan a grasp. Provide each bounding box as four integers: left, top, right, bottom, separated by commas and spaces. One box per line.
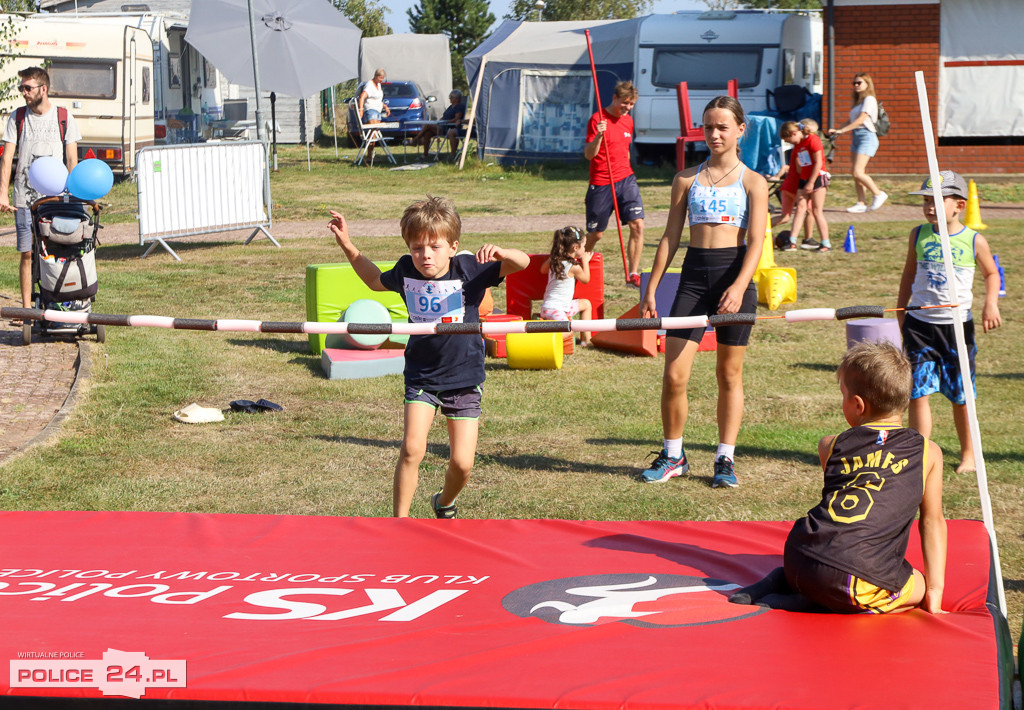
380, 254, 504, 390
441, 102, 467, 123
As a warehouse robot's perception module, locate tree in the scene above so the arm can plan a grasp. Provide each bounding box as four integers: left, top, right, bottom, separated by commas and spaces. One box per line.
506, 0, 651, 22
333, 0, 392, 38
332, 0, 391, 107
408, 0, 495, 92
700, 0, 822, 8
0, 5, 31, 107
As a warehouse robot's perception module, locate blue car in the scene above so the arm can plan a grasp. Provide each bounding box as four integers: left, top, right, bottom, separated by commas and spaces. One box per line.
347, 81, 436, 148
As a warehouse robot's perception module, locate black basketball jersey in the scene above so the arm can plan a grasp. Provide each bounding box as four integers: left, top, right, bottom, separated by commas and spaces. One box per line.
786, 424, 928, 592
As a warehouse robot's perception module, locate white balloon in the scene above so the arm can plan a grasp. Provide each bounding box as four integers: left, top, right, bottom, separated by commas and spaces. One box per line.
27, 156, 68, 196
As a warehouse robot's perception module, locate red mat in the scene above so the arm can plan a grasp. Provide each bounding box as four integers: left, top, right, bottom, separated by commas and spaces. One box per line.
0, 512, 1010, 708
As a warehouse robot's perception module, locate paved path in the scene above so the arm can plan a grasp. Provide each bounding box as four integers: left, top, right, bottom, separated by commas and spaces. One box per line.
2, 203, 1022, 465
0, 292, 83, 463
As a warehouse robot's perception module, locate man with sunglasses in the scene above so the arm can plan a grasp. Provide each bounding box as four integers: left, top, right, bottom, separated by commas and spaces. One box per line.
1, 67, 81, 314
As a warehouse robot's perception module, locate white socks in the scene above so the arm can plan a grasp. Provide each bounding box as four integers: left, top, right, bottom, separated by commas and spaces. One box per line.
665, 438, 683, 460
716, 443, 735, 461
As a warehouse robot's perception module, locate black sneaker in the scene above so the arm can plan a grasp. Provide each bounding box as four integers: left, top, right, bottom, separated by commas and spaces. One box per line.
779, 242, 797, 252
711, 455, 738, 488
430, 491, 458, 519
800, 238, 821, 250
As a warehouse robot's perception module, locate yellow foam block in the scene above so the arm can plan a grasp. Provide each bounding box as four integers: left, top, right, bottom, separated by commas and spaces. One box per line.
753, 214, 776, 284
506, 331, 564, 370
757, 267, 797, 311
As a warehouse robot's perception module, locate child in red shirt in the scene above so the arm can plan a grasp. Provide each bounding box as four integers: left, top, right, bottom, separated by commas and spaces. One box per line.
779, 119, 830, 252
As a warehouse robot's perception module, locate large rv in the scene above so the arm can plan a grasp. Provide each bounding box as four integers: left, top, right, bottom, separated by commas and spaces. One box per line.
632, 10, 822, 162
0, 13, 155, 174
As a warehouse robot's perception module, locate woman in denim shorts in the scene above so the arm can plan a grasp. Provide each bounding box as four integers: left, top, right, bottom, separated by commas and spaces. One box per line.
828, 73, 887, 214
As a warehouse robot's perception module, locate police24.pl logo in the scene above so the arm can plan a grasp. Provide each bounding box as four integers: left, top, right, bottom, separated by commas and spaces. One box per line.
502, 573, 765, 628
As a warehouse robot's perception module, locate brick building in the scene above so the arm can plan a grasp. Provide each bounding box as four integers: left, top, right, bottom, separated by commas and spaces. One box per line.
825, 0, 1024, 174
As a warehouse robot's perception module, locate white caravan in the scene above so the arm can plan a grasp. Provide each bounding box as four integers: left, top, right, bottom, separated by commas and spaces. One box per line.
0, 13, 155, 174
632, 10, 822, 161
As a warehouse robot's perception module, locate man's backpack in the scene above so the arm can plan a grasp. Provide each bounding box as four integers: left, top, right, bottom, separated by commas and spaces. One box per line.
875, 103, 891, 137
15, 105, 70, 161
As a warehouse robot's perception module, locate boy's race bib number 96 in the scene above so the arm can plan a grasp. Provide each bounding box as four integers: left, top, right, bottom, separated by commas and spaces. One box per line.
405, 278, 465, 323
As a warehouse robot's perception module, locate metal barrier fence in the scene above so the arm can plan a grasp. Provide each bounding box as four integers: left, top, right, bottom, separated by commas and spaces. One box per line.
136, 141, 278, 261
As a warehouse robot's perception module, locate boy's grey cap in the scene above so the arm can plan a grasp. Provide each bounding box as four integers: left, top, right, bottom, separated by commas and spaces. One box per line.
909, 170, 968, 199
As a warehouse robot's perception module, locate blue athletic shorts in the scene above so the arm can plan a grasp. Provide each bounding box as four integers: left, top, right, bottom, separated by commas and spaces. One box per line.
585, 174, 644, 233
665, 246, 757, 346
404, 385, 482, 420
901, 314, 976, 404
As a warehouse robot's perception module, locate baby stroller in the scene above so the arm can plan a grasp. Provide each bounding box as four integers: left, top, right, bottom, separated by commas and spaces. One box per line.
21, 194, 105, 346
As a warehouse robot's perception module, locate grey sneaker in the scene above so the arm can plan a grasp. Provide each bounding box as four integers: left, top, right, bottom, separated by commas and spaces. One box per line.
430, 491, 458, 519
711, 456, 738, 488
800, 238, 821, 250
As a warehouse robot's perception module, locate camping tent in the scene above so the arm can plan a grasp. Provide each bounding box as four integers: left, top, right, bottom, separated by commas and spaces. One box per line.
360, 34, 453, 120
464, 19, 640, 164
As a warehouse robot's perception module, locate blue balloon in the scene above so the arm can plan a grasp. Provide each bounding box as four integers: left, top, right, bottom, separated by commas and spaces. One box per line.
66, 158, 114, 201
27, 156, 68, 197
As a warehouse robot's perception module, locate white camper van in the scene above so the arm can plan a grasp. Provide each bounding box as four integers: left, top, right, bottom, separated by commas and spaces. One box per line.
633, 10, 822, 162
0, 14, 155, 174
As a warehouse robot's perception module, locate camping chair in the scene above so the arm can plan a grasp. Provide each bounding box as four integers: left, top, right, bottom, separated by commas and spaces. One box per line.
427, 118, 471, 161
675, 79, 738, 171
349, 98, 399, 167
766, 84, 812, 116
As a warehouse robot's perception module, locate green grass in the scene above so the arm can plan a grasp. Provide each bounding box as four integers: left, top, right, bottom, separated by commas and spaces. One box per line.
1, 151, 1022, 654
93, 143, 1024, 225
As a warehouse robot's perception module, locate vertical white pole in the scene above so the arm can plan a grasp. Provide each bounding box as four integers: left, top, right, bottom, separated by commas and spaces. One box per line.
332, 85, 339, 158
914, 71, 1005, 617
459, 56, 486, 170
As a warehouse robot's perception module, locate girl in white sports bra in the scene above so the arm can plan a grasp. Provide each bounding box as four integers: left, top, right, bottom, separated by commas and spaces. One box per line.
639, 95, 768, 490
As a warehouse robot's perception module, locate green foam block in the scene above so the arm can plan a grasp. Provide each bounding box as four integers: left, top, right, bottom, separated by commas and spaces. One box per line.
305, 262, 409, 355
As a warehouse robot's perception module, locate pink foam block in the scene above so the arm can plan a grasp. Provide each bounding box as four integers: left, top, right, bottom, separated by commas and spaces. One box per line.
321, 348, 405, 380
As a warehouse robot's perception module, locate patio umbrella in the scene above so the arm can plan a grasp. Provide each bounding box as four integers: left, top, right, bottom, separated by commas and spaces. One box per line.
186, 0, 360, 99
186, 0, 361, 167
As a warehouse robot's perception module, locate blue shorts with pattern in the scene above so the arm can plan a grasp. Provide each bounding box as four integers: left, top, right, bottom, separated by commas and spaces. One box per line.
404, 385, 482, 419
901, 314, 976, 404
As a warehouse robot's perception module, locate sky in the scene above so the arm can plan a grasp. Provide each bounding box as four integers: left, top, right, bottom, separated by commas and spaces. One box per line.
383, 0, 708, 34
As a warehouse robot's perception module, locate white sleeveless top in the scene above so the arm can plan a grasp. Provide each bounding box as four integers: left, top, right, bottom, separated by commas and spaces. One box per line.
542, 260, 577, 312
687, 162, 750, 228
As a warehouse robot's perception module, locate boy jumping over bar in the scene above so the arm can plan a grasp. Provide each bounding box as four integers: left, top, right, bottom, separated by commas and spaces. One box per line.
329, 196, 528, 519
730, 341, 947, 613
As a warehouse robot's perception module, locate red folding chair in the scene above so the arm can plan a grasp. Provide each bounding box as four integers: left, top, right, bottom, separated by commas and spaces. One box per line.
675, 79, 738, 171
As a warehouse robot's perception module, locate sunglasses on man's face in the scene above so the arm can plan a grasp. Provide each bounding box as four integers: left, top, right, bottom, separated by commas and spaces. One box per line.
18, 84, 41, 93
